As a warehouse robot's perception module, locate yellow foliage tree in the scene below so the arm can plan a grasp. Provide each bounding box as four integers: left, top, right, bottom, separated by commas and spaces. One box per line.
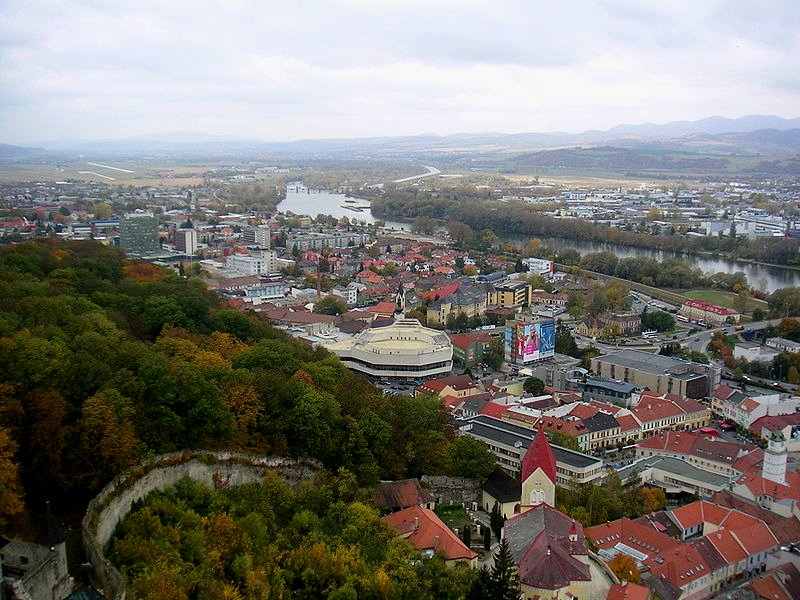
206, 331, 247, 359
79, 391, 140, 488
0, 426, 25, 529
222, 383, 262, 439
608, 553, 640, 584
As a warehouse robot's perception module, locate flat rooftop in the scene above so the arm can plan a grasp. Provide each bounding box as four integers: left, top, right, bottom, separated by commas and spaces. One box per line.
595, 349, 707, 375
461, 415, 601, 469
617, 456, 730, 487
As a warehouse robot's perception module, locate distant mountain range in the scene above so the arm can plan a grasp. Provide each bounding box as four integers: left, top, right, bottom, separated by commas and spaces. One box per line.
2, 116, 799, 165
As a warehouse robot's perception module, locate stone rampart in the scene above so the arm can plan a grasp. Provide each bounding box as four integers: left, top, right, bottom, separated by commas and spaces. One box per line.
81, 451, 319, 600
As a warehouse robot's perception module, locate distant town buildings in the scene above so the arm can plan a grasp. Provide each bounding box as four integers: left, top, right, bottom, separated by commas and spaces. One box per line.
119, 212, 160, 255
591, 349, 721, 399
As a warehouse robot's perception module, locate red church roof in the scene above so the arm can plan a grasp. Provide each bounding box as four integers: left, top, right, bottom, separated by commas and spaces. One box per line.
521, 429, 557, 485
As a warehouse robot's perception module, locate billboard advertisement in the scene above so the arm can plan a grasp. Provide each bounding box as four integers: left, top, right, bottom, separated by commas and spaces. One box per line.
506, 319, 555, 364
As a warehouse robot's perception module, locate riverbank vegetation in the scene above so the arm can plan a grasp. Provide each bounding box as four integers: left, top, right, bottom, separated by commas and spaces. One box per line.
372, 192, 800, 265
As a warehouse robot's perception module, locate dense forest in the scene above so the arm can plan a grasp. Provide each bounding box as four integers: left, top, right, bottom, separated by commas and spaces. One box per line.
371, 192, 800, 264
0, 240, 477, 535
110, 472, 477, 599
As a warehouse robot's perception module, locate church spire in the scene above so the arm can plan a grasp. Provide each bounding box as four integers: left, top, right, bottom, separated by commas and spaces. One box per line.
521, 428, 557, 484
520, 428, 557, 509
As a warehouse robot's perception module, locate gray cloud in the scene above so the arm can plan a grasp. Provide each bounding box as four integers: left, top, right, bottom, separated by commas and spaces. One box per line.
0, 0, 798, 143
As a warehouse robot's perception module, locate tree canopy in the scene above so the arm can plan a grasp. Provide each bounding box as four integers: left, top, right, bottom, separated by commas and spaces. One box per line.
111, 470, 477, 599
0, 240, 474, 531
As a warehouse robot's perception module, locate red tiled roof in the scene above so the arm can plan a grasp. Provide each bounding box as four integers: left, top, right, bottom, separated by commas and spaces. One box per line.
616, 414, 642, 433
568, 404, 600, 420
751, 413, 800, 435
747, 563, 800, 600
737, 472, 800, 502
607, 582, 650, 600
538, 416, 586, 438
712, 385, 737, 400
366, 301, 397, 315
711, 491, 800, 546
441, 395, 465, 412
415, 374, 476, 395
732, 448, 764, 475
670, 500, 735, 531
638, 431, 754, 466
521, 429, 557, 485
449, 331, 493, 350
373, 479, 435, 511
420, 282, 460, 301
480, 402, 509, 419
586, 518, 680, 564
683, 299, 738, 315
383, 505, 477, 561
649, 544, 710, 588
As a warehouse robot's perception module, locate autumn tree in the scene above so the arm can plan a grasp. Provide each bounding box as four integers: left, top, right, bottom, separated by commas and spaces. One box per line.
0, 426, 25, 530
78, 390, 140, 488
608, 553, 640, 584
639, 486, 667, 514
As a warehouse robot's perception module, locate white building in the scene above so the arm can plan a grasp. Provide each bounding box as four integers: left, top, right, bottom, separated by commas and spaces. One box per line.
227, 248, 278, 276
331, 285, 359, 306
325, 318, 452, 381
243, 224, 271, 248
766, 337, 800, 354
522, 257, 554, 277
733, 342, 780, 364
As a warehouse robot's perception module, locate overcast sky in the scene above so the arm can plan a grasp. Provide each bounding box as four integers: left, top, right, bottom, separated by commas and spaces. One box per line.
1, 0, 799, 144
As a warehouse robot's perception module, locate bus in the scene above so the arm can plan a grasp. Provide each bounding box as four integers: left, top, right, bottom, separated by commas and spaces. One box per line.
642, 330, 659, 339
676, 314, 689, 323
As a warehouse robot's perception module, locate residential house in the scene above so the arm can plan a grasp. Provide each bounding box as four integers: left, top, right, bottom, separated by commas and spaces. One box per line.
636, 431, 759, 477
765, 337, 800, 354
372, 479, 436, 513
631, 391, 711, 435
711, 386, 800, 429
415, 374, 480, 399
383, 505, 477, 568
426, 283, 493, 327
450, 330, 495, 368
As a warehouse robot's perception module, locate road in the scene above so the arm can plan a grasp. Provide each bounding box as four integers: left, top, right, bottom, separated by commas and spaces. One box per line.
393, 165, 441, 183
573, 318, 786, 354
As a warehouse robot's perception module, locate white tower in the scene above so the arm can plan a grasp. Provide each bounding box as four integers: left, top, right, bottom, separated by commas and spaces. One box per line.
762, 430, 788, 485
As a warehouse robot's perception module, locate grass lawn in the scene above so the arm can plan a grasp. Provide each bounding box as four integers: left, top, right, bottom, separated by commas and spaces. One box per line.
435, 504, 470, 530
683, 289, 767, 312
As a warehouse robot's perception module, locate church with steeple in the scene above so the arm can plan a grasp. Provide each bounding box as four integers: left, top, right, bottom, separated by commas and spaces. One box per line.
503, 428, 595, 600
520, 426, 557, 509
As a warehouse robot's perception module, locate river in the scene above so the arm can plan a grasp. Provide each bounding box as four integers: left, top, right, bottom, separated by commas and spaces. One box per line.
277, 186, 800, 293
277, 185, 410, 230
501, 234, 800, 293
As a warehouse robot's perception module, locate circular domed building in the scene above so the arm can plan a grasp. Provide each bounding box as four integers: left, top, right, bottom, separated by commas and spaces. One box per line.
325, 318, 452, 381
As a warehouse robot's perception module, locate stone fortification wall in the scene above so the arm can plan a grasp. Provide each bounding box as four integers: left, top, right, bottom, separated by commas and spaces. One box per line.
82, 451, 319, 600
421, 475, 482, 506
